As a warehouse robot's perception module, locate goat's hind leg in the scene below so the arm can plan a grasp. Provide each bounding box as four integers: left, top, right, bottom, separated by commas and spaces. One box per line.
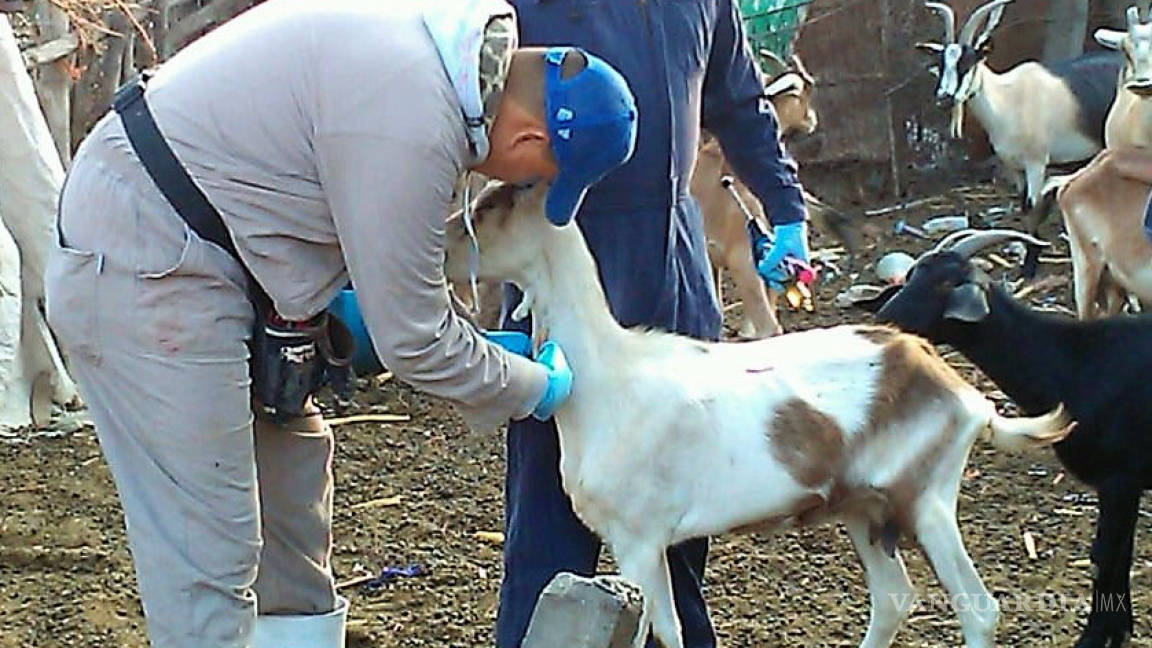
614, 542, 683, 648
845, 515, 915, 648
914, 499, 999, 647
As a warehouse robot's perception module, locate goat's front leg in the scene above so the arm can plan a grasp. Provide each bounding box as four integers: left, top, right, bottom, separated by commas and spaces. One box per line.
1023, 160, 1047, 213
614, 543, 682, 648
1022, 160, 1050, 233
31, 307, 81, 407
845, 515, 915, 648
914, 499, 999, 647
1075, 481, 1140, 648
727, 247, 781, 339
1067, 225, 1104, 320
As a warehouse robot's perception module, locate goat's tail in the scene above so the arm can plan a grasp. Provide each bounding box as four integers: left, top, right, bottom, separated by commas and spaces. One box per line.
983, 403, 1075, 452
804, 190, 862, 254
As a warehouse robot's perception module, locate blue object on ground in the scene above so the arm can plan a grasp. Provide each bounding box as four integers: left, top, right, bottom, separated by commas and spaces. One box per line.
362, 564, 425, 593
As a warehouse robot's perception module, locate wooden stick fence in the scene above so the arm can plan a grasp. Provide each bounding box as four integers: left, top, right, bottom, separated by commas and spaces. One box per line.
5, 0, 262, 157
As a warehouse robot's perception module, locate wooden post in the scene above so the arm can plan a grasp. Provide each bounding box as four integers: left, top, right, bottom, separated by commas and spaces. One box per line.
163, 0, 252, 56
31, 0, 71, 165
70, 9, 130, 150
1043, 0, 1088, 64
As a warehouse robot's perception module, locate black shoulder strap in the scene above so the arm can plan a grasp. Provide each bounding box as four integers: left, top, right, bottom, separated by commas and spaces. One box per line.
113, 73, 269, 308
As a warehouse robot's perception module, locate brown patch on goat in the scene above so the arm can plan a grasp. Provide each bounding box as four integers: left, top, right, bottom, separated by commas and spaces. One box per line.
864, 335, 967, 437
854, 325, 900, 346
872, 412, 963, 557
769, 399, 845, 487
849, 335, 971, 554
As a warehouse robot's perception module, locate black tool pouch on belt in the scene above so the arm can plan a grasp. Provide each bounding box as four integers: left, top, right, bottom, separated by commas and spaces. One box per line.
113, 72, 357, 421
250, 310, 356, 421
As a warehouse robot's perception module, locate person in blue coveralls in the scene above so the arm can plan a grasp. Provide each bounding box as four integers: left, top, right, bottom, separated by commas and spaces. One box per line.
497, 1, 811, 646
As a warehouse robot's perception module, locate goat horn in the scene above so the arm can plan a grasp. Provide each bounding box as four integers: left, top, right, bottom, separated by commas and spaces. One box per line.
924, 2, 956, 43
790, 54, 815, 84
943, 229, 1050, 260
758, 48, 789, 76
959, 0, 1012, 46
1129, 5, 1141, 30
910, 228, 972, 264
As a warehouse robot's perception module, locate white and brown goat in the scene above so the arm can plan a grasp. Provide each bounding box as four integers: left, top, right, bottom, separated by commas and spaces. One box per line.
1097, 6, 1152, 147
691, 53, 851, 339
917, 0, 1120, 225
445, 182, 1072, 648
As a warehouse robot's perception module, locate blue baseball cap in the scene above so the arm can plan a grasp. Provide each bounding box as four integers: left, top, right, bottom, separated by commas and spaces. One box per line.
543, 47, 638, 226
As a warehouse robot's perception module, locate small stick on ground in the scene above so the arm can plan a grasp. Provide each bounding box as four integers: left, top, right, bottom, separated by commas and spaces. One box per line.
349, 495, 402, 510
327, 413, 410, 427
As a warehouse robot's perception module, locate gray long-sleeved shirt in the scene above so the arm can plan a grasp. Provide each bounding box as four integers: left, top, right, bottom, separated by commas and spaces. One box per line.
138, 0, 546, 426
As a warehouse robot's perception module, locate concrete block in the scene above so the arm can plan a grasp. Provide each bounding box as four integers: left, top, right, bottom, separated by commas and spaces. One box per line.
522, 572, 644, 648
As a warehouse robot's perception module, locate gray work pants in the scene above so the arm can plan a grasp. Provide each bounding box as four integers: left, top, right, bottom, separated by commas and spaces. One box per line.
44, 119, 338, 647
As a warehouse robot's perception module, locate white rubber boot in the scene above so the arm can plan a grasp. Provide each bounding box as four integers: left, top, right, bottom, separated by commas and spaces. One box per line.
251, 596, 349, 648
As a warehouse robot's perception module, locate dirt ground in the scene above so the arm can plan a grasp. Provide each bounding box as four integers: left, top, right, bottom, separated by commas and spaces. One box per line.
2, 181, 1150, 648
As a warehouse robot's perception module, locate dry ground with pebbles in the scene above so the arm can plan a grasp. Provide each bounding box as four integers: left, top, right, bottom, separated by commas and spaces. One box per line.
2, 182, 1150, 647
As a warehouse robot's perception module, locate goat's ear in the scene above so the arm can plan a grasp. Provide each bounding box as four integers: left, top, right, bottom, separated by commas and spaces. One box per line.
852, 284, 903, 314
474, 182, 518, 215
944, 283, 990, 322
1095, 28, 1126, 50
916, 42, 946, 54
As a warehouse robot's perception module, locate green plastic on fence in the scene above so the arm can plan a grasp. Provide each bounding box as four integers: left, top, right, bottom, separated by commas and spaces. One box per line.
738, 0, 813, 70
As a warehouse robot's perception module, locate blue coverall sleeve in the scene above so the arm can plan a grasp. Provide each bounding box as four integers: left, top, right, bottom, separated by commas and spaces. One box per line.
701, 0, 807, 226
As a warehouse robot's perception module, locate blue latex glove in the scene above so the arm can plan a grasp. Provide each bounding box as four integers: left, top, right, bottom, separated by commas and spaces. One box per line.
532, 341, 573, 421
756, 221, 810, 291
483, 330, 533, 358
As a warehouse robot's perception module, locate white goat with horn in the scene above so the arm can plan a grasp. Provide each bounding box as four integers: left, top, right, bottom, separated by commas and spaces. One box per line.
916, 0, 1120, 221
445, 182, 1072, 648
1096, 5, 1152, 147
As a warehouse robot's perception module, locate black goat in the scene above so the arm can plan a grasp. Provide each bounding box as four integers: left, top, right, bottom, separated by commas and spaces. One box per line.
857, 230, 1152, 648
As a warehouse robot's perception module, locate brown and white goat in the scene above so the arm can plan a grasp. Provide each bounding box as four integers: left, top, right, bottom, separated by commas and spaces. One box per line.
1049, 147, 1152, 317
917, 0, 1120, 224
1097, 6, 1152, 147
445, 182, 1072, 648
759, 50, 818, 137
691, 53, 848, 339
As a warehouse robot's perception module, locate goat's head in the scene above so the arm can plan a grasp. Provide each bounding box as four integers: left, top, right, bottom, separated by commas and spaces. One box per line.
916, 0, 1012, 107
444, 181, 559, 287
1096, 6, 1152, 98
760, 50, 818, 136
854, 229, 1047, 340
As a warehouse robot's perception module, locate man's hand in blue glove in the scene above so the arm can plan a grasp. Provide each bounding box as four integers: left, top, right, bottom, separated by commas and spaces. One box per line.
482, 332, 572, 420
756, 221, 810, 291
482, 330, 534, 358
531, 341, 572, 420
